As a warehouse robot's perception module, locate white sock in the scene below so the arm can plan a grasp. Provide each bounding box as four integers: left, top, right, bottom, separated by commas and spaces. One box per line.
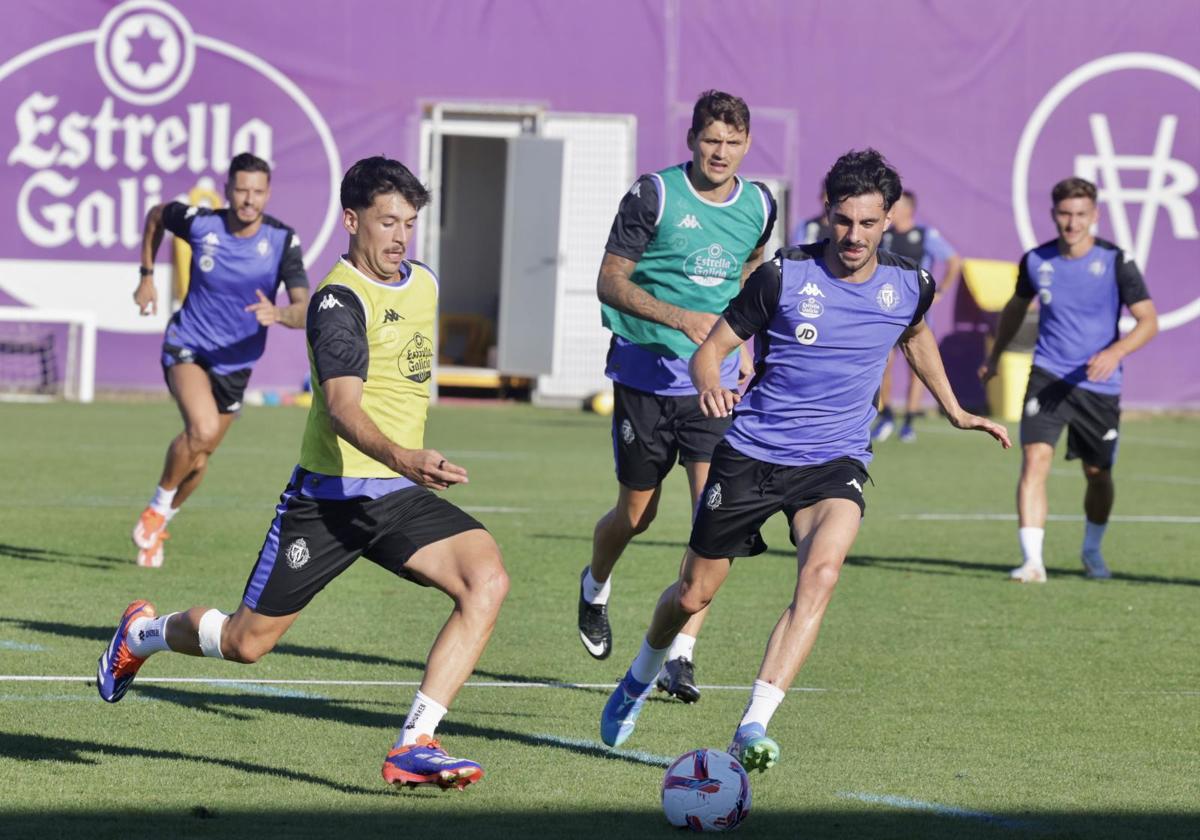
666, 633, 696, 662
582, 568, 611, 605
739, 679, 787, 730
126, 613, 177, 657
629, 637, 670, 686
149, 485, 177, 517
1083, 520, 1107, 554
399, 690, 448, 746
1018, 527, 1044, 567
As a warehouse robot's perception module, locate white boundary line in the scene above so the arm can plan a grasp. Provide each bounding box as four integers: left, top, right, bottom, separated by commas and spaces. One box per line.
837, 791, 1039, 830
897, 513, 1200, 524
0, 675, 828, 692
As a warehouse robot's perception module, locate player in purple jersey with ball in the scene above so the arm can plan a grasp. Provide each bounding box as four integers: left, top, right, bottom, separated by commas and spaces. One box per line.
599, 149, 1010, 771
130, 153, 309, 568
981, 177, 1157, 583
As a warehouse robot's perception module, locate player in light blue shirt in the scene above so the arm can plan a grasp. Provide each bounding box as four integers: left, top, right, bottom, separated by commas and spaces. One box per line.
982, 177, 1157, 582
130, 152, 309, 568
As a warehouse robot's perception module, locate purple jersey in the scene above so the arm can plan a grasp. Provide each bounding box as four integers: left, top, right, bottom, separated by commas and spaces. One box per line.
605, 335, 739, 395
163, 202, 307, 375
722, 244, 934, 467
1015, 238, 1149, 396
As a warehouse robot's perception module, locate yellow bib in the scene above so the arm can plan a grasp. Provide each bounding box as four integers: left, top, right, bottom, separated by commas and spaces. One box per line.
299, 258, 437, 477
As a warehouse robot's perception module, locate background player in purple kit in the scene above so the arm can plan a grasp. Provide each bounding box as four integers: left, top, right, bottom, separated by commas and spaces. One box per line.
599, 149, 1010, 770
130, 153, 309, 567
872, 189, 962, 443
981, 177, 1157, 583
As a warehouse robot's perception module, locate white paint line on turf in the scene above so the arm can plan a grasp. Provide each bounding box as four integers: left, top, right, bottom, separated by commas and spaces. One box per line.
0, 675, 829, 692
532, 733, 674, 767
0, 640, 45, 651
837, 791, 1040, 830
897, 513, 1200, 524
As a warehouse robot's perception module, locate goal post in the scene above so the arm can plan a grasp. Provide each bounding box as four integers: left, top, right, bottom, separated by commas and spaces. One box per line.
0, 307, 96, 403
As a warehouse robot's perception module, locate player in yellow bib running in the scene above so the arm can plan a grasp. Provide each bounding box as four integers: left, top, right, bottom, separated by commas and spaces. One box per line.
98, 156, 509, 791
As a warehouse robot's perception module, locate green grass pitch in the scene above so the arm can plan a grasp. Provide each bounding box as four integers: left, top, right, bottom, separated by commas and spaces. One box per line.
0, 401, 1196, 838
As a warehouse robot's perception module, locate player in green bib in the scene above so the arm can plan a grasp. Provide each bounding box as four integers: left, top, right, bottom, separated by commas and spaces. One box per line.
578, 91, 776, 703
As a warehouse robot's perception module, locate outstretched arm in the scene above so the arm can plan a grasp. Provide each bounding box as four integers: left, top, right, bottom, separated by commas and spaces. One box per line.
597, 252, 718, 346
1086, 298, 1158, 382
323, 376, 468, 490
134, 204, 168, 316
901, 321, 1011, 448
979, 294, 1033, 382
246, 286, 309, 329
690, 318, 748, 418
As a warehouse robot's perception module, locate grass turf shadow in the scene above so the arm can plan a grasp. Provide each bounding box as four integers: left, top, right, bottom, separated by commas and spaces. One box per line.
0, 541, 127, 571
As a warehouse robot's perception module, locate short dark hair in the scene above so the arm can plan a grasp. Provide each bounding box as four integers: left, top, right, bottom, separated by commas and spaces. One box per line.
228, 152, 270, 182
340, 156, 431, 212
690, 90, 750, 135
1051, 176, 1097, 205
824, 148, 903, 211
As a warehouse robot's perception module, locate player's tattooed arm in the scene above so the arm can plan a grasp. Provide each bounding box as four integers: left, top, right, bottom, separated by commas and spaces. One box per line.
903, 322, 1011, 449
597, 252, 717, 345
134, 204, 168, 316
322, 375, 468, 490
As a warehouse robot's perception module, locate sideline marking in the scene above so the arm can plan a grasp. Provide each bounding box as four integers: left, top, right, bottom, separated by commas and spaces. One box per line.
0, 641, 45, 651
0, 675, 828, 692
532, 733, 674, 767
837, 791, 1039, 830
897, 513, 1200, 524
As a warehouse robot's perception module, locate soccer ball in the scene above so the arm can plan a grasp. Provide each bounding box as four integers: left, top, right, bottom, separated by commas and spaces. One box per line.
661, 748, 751, 831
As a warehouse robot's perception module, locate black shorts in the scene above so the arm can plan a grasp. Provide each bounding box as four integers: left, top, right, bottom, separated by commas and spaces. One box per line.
688, 440, 869, 559
241, 472, 486, 617
612, 382, 731, 490
162, 344, 251, 414
1020, 366, 1121, 468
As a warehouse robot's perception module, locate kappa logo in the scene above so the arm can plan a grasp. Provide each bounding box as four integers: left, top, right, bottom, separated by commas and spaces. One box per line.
1102, 428, 1119, 441
202, 232, 220, 247
677, 214, 703, 230
798, 282, 825, 298
1014, 52, 1200, 332
795, 322, 818, 345
620, 418, 636, 445
185, 206, 199, 219
846, 478, 863, 494
630, 181, 642, 197
919, 269, 933, 286
1037, 262, 1054, 287
317, 293, 343, 311
289, 233, 302, 249
285, 537, 310, 571
383, 308, 402, 323
705, 482, 723, 510
225, 400, 241, 412
1025, 397, 1041, 417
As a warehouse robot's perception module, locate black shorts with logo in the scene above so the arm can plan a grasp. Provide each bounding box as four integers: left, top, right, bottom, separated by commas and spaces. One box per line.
1020, 366, 1121, 468
612, 382, 731, 490
689, 440, 869, 559
241, 471, 486, 617
162, 343, 252, 414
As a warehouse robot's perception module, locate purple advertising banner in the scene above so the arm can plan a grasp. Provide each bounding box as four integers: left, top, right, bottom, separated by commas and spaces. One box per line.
1, 0, 1197, 406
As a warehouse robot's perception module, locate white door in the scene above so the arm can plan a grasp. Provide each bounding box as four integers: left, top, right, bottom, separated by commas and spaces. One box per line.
496, 136, 565, 376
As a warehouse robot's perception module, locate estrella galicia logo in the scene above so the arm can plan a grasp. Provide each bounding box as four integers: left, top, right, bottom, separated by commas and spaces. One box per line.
683, 243, 735, 287
285, 537, 310, 570
798, 297, 824, 318
399, 332, 432, 383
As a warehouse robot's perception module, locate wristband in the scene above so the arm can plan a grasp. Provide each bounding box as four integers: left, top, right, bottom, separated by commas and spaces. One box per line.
139, 266, 154, 276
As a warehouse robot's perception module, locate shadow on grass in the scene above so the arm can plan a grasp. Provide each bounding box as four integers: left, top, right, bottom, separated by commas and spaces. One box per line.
0, 542, 127, 571
0, 805, 1197, 840
532, 533, 1200, 587
133, 685, 659, 769
0, 616, 592, 688
0, 730, 382, 796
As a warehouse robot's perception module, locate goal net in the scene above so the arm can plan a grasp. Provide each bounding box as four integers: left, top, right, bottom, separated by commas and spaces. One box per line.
0, 307, 96, 402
